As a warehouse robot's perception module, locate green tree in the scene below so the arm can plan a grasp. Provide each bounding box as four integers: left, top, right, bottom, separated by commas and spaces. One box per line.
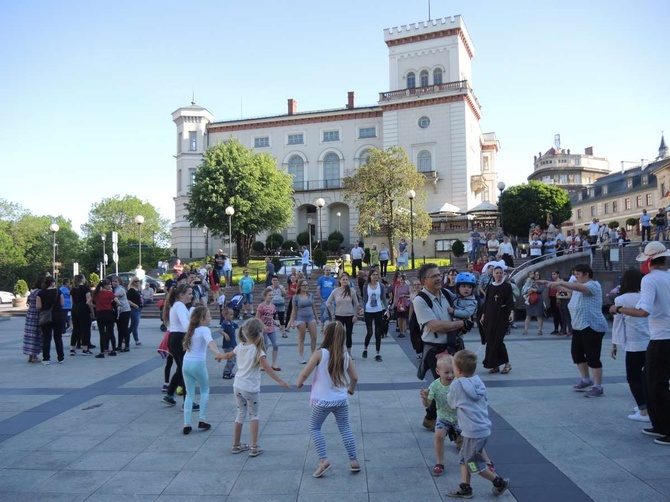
342, 147, 432, 263
185, 140, 294, 266
500, 181, 572, 237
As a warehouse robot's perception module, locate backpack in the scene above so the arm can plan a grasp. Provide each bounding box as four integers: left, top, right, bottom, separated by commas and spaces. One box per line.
409, 289, 462, 354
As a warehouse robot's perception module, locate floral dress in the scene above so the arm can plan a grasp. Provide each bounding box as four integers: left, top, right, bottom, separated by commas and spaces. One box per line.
22, 289, 41, 357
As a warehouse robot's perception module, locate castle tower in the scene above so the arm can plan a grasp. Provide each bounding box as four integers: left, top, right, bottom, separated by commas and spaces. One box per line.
659, 133, 668, 160
171, 102, 213, 259
379, 16, 496, 211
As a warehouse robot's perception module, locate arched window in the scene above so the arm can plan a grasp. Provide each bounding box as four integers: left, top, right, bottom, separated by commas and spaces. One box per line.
407, 72, 416, 89
288, 155, 304, 190
324, 153, 340, 188
420, 70, 429, 87
418, 150, 432, 172
359, 149, 370, 167
433, 68, 443, 85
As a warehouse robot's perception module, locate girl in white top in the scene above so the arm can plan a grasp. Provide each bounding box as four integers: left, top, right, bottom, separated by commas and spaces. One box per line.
221, 318, 290, 457
181, 306, 225, 435
162, 284, 194, 406
609, 270, 651, 422
297, 321, 360, 478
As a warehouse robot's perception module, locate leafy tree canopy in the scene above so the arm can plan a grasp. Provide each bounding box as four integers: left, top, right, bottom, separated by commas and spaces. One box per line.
342, 147, 432, 261
500, 181, 572, 237
185, 139, 294, 266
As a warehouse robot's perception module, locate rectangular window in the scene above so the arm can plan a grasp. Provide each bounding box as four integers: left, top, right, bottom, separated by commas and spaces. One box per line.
254, 137, 269, 148
604, 203, 610, 214
577, 209, 582, 219
435, 239, 456, 252
288, 133, 304, 145
177, 132, 182, 153
578, 193, 583, 201
560, 174, 567, 184
323, 130, 340, 142
178, 169, 182, 192
358, 127, 376, 139
627, 179, 633, 189
189, 131, 197, 151
590, 206, 596, 217
613, 201, 618, 212
625, 198, 631, 210
602, 186, 608, 195
189, 168, 196, 186
647, 193, 653, 205
636, 195, 642, 207
643, 175, 649, 185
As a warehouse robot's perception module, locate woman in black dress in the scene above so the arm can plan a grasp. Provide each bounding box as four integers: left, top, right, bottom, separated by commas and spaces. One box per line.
480, 266, 514, 374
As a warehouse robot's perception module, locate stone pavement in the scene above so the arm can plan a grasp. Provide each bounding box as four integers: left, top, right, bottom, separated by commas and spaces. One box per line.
0, 316, 668, 501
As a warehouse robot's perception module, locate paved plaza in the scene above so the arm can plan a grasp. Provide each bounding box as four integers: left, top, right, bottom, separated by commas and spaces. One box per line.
0, 315, 668, 501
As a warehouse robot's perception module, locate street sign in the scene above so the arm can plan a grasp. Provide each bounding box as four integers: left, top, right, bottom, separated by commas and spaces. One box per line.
112, 252, 119, 263
112, 231, 118, 243
104, 253, 108, 265
112, 242, 118, 253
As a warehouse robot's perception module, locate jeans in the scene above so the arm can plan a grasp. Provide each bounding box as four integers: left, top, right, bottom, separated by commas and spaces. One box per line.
320, 303, 333, 325
129, 307, 141, 342
656, 225, 667, 241
222, 347, 236, 375
182, 359, 209, 425
116, 311, 131, 349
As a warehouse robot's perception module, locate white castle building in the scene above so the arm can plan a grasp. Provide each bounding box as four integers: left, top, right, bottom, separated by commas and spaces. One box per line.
171, 16, 500, 258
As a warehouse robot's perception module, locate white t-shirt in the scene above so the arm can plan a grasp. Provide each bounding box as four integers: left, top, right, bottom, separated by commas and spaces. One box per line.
233, 343, 266, 393
636, 269, 670, 341
302, 249, 310, 264
183, 326, 213, 363
168, 302, 191, 332
365, 284, 384, 313
530, 240, 543, 257
217, 294, 226, 307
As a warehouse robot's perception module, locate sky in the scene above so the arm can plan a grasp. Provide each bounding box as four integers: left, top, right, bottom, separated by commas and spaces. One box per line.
2, 0, 668, 234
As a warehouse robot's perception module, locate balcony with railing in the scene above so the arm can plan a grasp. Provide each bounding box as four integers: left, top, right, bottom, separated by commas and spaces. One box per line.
379, 79, 469, 102
292, 179, 342, 192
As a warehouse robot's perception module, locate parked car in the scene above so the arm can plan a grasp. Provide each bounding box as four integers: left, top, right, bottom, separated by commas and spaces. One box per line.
0, 291, 16, 304
106, 273, 165, 293
276, 258, 317, 276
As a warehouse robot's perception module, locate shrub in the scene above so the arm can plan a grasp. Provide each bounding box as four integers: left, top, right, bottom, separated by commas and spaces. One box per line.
89, 273, 100, 286
296, 232, 310, 246
313, 248, 327, 268
328, 231, 344, 244
451, 239, 465, 257
13, 279, 29, 297
281, 240, 298, 251
626, 218, 638, 228
266, 233, 284, 251
608, 221, 620, 229
271, 257, 282, 275
328, 239, 340, 253
251, 241, 265, 253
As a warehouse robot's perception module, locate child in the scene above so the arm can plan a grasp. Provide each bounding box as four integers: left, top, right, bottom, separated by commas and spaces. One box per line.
220, 318, 290, 457
419, 355, 460, 476
181, 306, 226, 435
217, 290, 227, 322
446, 349, 509, 499
444, 272, 478, 352
219, 307, 238, 379
256, 287, 281, 371
297, 321, 360, 477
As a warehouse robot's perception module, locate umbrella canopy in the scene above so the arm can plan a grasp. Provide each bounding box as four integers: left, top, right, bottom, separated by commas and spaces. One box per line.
429, 202, 463, 218
466, 201, 499, 214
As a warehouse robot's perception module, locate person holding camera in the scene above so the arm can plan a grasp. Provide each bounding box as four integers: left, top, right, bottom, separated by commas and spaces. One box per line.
480, 266, 514, 374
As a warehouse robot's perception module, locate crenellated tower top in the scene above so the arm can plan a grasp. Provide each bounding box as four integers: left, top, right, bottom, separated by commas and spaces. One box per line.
384, 16, 474, 58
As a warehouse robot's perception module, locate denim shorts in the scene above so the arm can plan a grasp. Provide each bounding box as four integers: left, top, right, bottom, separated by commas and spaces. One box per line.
243, 293, 253, 305
435, 418, 458, 431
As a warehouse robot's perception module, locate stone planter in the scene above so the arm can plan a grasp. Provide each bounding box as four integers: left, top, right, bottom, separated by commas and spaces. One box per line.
12, 297, 27, 308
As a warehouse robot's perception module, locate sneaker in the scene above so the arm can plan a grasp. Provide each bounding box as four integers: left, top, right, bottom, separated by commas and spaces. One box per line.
628, 411, 651, 422
397, 333, 406, 338
642, 428, 665, 438
181, 402, 200, 411
41, 360, 50, 366
81, 350, 93, 356
57, 360, 64, 364
298, 358, 307, 364
135, 341, 142, 346
550, 330, 560, 335
89, 344, 96, 349
161, 384, 169, 393
573, 380, 593, 392
446, 483, 473, 499
108, 351, 117, 356
584, 386, 604, 398
653, 436, 670, 446
198, 421, 211, 430
222, 373, 232, 380
362, 349, 368, 359
70, 349, 76, 356
492, 478, 510, 497
375, 355, 382, 362
162, 396, 177, 406
95, 353, 105, 359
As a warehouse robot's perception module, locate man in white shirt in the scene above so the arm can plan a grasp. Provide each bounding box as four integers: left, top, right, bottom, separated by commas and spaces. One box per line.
588, 218, 600, 245
350, 242, 364, 276
301, 246, 311, 279
529, 237, 543, 261
640, 209, 652, 242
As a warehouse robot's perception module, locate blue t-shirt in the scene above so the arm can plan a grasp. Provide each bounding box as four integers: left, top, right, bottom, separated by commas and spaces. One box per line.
317, 275, 338, 300
60, 286, 72, 310
220, 319, 238, 349
239, 276, 254, 294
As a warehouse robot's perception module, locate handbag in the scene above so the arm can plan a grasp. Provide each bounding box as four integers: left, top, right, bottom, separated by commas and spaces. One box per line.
528, 291, 540, 305
38, 290, 59, 327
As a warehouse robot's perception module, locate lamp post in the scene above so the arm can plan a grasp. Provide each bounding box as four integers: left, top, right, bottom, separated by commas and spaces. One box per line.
308, 216, 313, 254
336, 211, 341, 233
497, 181, 506, 234
134, 215, 144, 268
407, 190, 416, 270
202, 225, 208, 257
316, 198, 325, 248
101, 234, 106, 278
225, 206, 235, 259
49, 223, 59, 277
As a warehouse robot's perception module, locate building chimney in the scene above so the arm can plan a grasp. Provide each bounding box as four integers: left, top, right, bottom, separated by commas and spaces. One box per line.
347, 91, 355, 110
585, 146, 593, 156
287, 99, 297, 116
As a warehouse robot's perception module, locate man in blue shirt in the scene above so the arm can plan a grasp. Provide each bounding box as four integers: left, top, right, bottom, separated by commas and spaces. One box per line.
316, 266, 338, 332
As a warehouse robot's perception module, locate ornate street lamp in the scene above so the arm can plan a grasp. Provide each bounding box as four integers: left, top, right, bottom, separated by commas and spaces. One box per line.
337, 211, 341, 233
49, 223, 59, 277
407, 190, 416, 270
134, 215, 145, 268
225, 206, 235, 259
497, 181, 506, 233
316, 198, 325, 248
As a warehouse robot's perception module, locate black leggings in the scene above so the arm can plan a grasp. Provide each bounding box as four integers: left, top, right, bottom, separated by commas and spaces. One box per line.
116, 311, 131, 349
571, 327, 605, 368
380, 260, 389, 277
164, 355, 174, 384
97, 310, 116, 352
626, 350, 647, 409
364, 311, 384, 352
71, 303, 91, 348
167, 331, 186, 398
549, 296, 561, 331
335, 315, 355, 349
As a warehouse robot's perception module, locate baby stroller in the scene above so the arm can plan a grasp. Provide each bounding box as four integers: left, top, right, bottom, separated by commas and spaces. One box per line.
226, 293, 245, 319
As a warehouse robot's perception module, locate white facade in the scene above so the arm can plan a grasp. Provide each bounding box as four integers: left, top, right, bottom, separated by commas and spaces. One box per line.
171, 16, 499, 258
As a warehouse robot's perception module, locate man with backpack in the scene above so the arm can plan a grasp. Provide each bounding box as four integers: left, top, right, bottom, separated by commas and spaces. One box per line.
412, 263, 467, 431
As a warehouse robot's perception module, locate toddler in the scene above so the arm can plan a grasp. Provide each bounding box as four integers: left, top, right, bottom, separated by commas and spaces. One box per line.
219, 307, 238, 379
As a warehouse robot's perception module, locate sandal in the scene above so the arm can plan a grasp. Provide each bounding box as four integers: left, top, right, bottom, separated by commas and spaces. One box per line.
501, 364, 512, 374
432, 463, 445, 476
537, 330, 543, 336
488, 367, 500, 374
271, 366, 281, 372
231, 443, 250, 454
350, 460, 361, 473
249, 445, 264, 457
313, 459, 332, 478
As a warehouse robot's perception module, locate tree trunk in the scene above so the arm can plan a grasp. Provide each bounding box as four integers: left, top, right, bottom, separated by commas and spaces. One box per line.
236, 233, 255, 267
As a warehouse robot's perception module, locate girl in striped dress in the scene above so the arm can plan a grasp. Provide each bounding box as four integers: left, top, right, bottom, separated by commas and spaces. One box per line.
297, 321, 360, 478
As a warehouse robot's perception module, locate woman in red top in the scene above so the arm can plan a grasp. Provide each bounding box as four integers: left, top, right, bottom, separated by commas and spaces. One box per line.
284, 269, 300, 332
92, 279, 118, 358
